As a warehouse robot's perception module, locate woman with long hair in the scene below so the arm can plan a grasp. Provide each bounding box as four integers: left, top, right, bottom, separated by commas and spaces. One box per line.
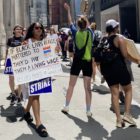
23, 22, 48, 137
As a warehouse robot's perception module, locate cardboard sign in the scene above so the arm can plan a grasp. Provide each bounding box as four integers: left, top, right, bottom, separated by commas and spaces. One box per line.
4, 58, 13, 75
9, 40, 62, 85
29, 77, 52, 96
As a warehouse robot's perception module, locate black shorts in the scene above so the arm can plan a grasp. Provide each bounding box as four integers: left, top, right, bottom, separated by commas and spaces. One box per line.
70, 57, 92, 77
68, 46, 74, 53
101, 60, 131, 87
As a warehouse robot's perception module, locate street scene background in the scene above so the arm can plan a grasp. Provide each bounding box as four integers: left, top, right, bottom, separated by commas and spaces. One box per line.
0, 0, 140, 140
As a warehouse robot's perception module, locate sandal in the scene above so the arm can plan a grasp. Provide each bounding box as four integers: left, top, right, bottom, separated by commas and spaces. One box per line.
116, 119, 125, 128
36, 124, 48, 137
24, 112, 33, 124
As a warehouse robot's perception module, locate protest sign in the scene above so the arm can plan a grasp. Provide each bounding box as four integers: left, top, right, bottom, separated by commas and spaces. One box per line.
4, 58, 13, 75
45, 34, 59, 56
29, 77, 52, 96
9, 40, 62, 85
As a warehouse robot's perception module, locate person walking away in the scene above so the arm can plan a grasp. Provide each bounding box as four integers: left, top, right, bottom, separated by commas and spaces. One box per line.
65, 31, 74, 66
95, 19, 136, 128
60, 31, 68, 61
61, 3, 93, 117
90, 22, 104, 84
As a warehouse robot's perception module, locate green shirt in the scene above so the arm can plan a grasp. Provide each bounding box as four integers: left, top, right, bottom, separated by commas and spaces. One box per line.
75, 30, 93, 61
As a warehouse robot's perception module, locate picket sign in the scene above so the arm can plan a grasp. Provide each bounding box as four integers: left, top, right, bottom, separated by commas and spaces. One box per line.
9, 38, 62, 85
4, 58, 13, 75
28, 77, 52, 96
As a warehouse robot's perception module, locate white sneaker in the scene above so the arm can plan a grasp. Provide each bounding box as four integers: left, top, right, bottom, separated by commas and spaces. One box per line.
61, 106, 69, 114
123, 113, 136, 126
86, 111, 92, 117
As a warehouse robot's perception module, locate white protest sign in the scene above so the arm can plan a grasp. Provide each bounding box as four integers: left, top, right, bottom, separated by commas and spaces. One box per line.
45, 34, 59, 55
9, 40, 62, 85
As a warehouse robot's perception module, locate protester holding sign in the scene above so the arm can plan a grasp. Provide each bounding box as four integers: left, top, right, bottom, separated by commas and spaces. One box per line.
23, 22, 48, 137
5, 24, 24, 105
46, 27, 61, 55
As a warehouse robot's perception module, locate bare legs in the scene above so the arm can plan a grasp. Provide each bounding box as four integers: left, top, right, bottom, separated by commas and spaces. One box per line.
83, 76, 92, 111
110, 83, 133, 124
65, 75, 78, 105
64, 75, 92, 113
24, 96, 42, 127
9, 75, 15, 94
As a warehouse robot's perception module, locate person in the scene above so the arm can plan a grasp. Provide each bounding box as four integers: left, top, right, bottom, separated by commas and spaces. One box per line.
59, 31, 68, 61
90, 22, 105, 83
23, 22, 48, 137
65, 31, 74, 66
5, 25, 24, 105
100, 19, 136, 128
61, 3, 93, 117
46, 27, 61, 55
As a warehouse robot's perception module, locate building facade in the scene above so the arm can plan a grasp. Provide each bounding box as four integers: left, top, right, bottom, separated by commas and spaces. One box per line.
88, 0, 140, 42
29, 0, 48, 26
0, 0, 30, 61
48, 0, 68, 28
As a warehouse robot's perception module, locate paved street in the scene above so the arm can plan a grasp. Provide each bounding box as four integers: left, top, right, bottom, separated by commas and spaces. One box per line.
0, 55, 140, 140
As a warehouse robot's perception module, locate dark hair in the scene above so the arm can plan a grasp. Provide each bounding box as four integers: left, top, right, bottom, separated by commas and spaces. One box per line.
106, 25, 118, 33
77, 17, 87, 29
24, 22, 45, 40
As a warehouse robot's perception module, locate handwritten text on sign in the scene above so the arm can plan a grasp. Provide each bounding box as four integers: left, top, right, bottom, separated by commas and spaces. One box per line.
9, 39, 62, 85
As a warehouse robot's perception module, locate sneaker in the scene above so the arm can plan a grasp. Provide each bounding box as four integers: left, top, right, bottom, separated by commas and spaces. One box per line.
6, 93, 13, 100
10, 94, 17, 105
123, 113, 136, 126
86, 111, 92, 117
61, 106, 69, 114
24, 112, 33, 124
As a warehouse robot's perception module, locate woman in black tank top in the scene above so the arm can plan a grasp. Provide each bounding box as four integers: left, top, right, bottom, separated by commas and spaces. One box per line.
102, 19, 136, 128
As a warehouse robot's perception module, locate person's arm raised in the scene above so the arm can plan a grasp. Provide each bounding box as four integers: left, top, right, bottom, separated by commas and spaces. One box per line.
64, 3, 73, 25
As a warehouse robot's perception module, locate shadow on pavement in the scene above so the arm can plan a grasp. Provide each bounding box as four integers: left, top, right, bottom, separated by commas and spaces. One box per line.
66, 114, 108, 140
61, 64, 70, 73
107, 127, 140, 140
92, 84, 110, 95
110, 104, 140, 119
130, 104, 140, 119
0, 105, 24, 123
15, 123, 56, 140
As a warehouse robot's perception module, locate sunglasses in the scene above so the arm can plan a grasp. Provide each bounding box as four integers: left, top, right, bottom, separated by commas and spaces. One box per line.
34, 26, 42, 30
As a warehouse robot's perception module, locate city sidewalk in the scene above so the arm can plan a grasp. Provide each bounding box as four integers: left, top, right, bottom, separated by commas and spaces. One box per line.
0, 63, 140, 140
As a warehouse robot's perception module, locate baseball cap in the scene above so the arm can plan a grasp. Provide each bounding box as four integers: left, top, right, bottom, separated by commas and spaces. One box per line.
106, 19, 119, 28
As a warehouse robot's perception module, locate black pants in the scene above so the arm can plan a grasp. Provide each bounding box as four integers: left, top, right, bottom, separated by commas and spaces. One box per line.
60, 42, 67, 59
